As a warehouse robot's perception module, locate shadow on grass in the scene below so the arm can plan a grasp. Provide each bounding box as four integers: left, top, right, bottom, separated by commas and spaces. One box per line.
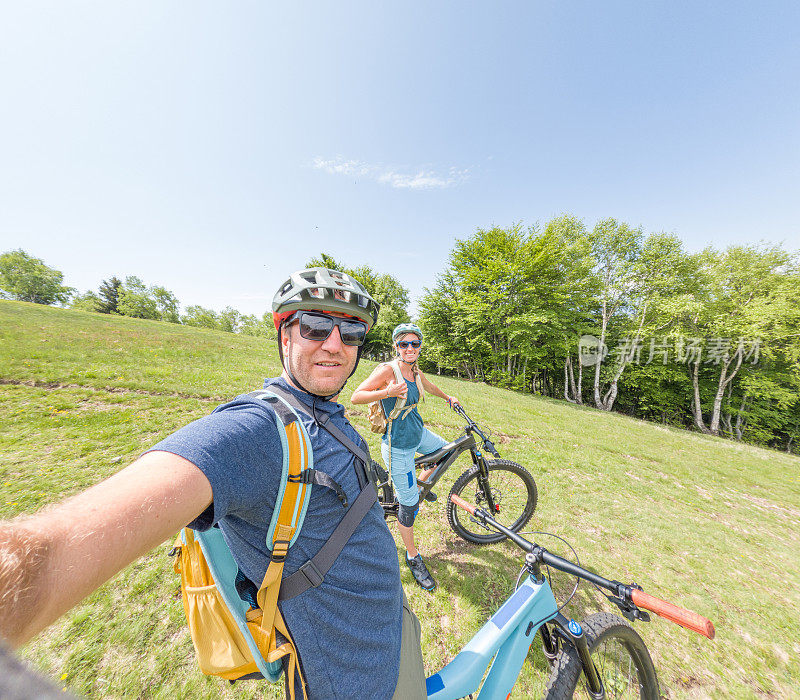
420, 534, 632, 679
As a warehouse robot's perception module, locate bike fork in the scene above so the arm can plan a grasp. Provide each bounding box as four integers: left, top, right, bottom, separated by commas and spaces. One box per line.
473, 452, 498, 514
554, 612, 605, 699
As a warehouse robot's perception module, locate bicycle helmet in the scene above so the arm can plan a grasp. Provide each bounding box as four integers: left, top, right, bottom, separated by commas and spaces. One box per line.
273, 268, 379, 331
392, 323, 423, 343
272, 268, 380, 400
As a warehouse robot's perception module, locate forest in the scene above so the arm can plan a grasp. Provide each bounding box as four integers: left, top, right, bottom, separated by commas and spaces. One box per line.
3, 215, 799, 452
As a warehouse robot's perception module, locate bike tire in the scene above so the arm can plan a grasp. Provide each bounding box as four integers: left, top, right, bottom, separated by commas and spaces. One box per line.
446, 459, 537, 544
543, 612, 659, 700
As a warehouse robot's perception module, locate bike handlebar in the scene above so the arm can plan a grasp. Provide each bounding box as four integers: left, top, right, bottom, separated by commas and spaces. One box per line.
451, 406, 501, 456
449, 494, 715, 640
630, 589, 715, 639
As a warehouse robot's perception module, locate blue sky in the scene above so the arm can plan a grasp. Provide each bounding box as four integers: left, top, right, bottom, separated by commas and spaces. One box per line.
1, 1, 798, 317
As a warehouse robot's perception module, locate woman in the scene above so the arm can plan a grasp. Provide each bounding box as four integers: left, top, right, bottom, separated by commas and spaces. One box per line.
351, 323, 458, 591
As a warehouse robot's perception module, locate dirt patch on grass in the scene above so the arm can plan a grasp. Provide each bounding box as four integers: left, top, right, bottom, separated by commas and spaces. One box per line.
722, 487, 800, 521
0, 378, 221, 402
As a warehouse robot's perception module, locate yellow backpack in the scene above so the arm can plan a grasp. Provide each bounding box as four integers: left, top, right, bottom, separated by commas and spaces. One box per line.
170, 389, 373, 700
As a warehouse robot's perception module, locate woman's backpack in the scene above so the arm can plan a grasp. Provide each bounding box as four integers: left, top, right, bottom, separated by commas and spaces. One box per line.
367, 359, 424, 434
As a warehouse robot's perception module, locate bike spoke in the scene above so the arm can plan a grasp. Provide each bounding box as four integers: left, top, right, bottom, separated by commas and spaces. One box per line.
447, 460, 537, 544
592, 637, 642, 699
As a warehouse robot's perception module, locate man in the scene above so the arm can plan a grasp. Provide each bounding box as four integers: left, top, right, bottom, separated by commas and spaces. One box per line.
0, 268, 426, 700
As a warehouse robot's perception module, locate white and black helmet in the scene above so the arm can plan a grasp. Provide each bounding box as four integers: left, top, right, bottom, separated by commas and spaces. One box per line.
272, 267, 380, 400
272, 268, 379, 331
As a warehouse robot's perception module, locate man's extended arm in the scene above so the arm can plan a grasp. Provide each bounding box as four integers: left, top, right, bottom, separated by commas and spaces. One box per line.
0, 450, 212, 647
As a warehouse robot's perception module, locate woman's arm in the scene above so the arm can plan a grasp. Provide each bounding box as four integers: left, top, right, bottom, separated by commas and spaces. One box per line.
419, 372, 459, 406
350, 365, 406, 405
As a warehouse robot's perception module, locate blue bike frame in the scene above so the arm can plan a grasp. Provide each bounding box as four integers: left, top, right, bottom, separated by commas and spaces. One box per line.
426, 575, 559, 699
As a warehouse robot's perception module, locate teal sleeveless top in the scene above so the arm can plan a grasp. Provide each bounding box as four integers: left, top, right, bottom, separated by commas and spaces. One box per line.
380, 377, 424, 449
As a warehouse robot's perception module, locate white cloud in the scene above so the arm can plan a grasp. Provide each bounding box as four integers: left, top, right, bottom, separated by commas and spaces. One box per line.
312, 157, 469, 190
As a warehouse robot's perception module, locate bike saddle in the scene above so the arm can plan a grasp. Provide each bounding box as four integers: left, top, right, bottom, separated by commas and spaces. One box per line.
414, 440, 460, 466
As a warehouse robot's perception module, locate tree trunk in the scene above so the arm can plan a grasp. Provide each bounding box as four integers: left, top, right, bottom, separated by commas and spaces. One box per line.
593, 309, 608, 408
690, 359, 711, 433
564, 355, 577, 403
709, 346, 744, 435
733, 393, 747, 441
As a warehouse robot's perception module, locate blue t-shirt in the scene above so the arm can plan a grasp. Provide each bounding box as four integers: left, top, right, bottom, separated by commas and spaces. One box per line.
381, 378, 424, 449
149, 377, 403, 700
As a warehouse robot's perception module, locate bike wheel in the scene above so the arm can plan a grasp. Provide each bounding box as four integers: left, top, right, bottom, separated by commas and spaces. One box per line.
544, 613, 659, 700
446, 459, 537, 544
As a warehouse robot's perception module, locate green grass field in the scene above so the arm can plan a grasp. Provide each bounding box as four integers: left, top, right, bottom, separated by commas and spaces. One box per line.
2, 300, 798, 698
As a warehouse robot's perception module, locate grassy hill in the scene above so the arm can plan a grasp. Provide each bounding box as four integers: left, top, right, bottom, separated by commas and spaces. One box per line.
1, 300, 798, 698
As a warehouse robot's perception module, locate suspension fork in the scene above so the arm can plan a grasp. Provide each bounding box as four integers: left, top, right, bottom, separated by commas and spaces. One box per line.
552, 612, 605, 699
472, 447, 498, 514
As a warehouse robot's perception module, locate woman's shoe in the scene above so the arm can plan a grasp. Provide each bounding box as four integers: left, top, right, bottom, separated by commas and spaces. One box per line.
406, 553, 436, 591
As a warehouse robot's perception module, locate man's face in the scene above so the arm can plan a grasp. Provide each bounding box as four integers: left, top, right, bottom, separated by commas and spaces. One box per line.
281, 311, 359, 398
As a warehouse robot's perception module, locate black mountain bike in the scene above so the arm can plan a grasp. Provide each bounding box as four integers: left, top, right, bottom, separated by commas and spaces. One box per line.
377, 404, 538, 544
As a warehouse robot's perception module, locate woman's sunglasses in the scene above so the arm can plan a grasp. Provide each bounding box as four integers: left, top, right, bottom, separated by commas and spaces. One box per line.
286, 311, 368, 346
397, 340, 421, 349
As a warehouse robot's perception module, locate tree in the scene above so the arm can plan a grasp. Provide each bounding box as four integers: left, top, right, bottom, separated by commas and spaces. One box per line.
70, 290, 101, 312
182, 305, 220, 329
681, 245, 800, 436
152, 286, 180, 323
419, 220, 595, 391
117, 276, 158, 320
0, 249, 73, 305
219, 306, 242, 333
589, 228, 696, 411
96, 277, 123, 314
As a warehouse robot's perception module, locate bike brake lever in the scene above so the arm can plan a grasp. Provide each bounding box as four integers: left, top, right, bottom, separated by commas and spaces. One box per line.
609, 582, 650, 623
484, 439, 501, 458
611, 597, 651, 623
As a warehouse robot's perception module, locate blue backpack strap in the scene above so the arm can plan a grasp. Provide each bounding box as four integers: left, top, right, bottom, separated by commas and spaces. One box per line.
214, 390, 315, 549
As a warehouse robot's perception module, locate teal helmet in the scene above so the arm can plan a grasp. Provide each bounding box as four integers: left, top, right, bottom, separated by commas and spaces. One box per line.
392, 323, 423, 343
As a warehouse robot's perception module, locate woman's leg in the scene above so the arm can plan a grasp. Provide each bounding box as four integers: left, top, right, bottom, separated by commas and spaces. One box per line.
416, 427, 448, 483
381, 440, 436, 590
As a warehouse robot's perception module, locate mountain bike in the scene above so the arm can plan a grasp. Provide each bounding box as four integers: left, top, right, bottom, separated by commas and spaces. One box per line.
426, 494, 716, 699
376, 404, 538, 544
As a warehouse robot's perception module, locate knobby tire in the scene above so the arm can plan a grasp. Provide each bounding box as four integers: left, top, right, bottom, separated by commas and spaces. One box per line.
446, 459, 537, 544
543, 612, 659, 700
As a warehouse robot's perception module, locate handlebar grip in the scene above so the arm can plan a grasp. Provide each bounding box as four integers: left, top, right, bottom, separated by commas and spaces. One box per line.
630, 589, 715, 639
449, 493, 476, 515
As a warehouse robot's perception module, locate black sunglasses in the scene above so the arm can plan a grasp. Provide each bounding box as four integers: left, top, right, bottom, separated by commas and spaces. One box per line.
397, 340, 421, 349
286, 311, 368, 346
